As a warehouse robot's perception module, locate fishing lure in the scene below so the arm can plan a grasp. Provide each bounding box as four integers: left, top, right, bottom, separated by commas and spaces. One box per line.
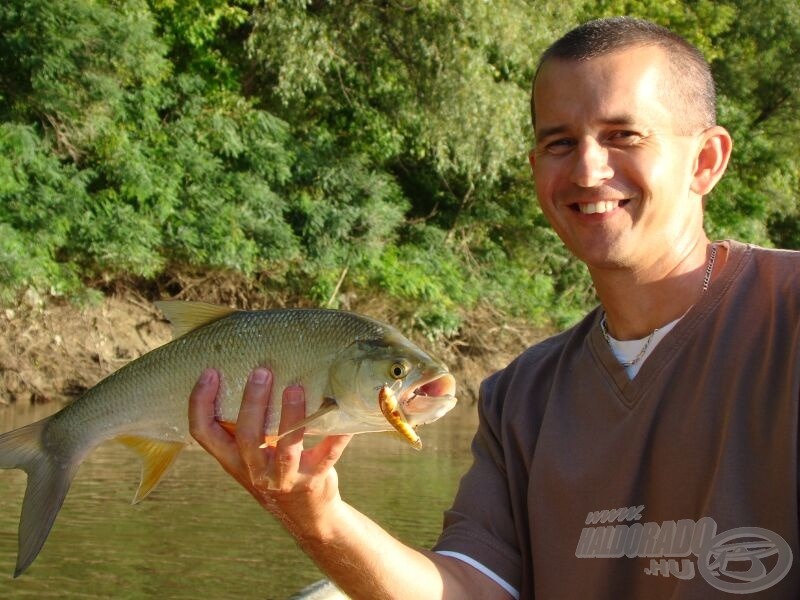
378, 383, 422, 450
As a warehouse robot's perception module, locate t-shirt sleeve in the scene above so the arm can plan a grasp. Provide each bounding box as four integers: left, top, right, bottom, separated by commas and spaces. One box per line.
433, 373, 523, 594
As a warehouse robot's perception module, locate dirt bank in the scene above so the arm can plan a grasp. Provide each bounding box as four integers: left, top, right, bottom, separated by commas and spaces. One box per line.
0, 280, 547, 409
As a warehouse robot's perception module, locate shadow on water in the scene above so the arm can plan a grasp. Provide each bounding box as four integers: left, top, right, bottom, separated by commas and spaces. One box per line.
0, 401, 479, 599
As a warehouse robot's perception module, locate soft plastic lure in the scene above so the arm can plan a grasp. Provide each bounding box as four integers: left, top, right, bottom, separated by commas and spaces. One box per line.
378, 384, 422, 450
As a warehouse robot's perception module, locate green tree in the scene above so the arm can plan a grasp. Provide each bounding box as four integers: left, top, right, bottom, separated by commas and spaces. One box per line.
2, 0, 797, 334
246, 0, 580, 328
0, 0, 297, 293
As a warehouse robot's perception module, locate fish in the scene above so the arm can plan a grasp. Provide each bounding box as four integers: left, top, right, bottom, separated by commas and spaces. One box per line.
0, 301, 457, 577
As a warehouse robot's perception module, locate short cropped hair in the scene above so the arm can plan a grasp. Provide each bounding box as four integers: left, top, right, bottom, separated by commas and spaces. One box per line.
532, 17, 717, 134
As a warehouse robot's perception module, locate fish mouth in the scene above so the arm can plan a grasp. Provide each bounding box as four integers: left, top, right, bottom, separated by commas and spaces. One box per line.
400, 371, 457, 426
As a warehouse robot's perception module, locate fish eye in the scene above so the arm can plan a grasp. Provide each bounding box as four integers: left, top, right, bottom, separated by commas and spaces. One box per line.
389, 361, 410, 379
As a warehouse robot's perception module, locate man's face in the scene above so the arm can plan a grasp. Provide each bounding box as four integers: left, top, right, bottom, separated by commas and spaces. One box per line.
531, 46, 707, 273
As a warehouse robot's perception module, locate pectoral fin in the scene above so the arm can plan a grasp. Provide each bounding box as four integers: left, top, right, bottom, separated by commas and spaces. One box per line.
117, 435, 185, 504
217, 419, 280, 446
258, 397, 339, 448
215, 399, 340, 449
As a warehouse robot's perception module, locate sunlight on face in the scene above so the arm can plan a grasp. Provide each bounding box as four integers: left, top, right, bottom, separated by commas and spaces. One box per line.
530, 46, 708, 274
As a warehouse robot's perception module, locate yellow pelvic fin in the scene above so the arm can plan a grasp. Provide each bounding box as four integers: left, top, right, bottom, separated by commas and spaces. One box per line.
378, 385, 422, 450
117, 435, 185, 504
155, 300, 238, 338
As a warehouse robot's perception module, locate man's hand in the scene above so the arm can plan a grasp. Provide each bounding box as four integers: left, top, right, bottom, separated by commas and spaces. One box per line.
188, 367, 513, 600
188, 367, 352, 528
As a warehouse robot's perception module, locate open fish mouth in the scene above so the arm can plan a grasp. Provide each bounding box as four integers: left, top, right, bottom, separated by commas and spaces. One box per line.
401, 372, 457, 426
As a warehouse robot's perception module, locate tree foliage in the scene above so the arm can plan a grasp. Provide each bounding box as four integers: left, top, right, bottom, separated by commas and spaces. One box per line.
1, 1, 798, 333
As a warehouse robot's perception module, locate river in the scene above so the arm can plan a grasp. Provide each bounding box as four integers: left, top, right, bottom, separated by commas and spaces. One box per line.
0, 400, 479, 599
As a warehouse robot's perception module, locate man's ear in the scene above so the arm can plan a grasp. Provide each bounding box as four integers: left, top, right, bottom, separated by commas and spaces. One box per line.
528, 149, 536, 170
691, 126, 733, 195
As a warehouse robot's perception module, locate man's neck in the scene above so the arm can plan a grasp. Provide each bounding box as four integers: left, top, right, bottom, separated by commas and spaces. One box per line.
591, 239, 724, 340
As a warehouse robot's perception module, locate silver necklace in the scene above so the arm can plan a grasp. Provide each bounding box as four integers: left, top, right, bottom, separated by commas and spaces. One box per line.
600, 315, 655, 367
601, 243, 718, 367
702, 243, 718, 292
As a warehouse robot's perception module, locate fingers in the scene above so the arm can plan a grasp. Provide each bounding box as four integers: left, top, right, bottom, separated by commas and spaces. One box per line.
189, 367, 349, 510
188, 368, 219, 440
278, 386, 306, 442
188, 368, 247, 479
235, 368, 274, 488
272, 386, 305, 488
189, 368, 233, 454
303, 434, 353, 478
233, 371, 309, 493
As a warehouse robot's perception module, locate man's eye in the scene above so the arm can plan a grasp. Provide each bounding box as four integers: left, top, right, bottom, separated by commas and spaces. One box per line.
609, 131, 641, 144
545, 139, 575, 154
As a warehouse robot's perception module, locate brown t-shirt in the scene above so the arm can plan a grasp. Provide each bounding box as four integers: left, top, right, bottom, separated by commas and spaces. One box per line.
435, 241, 800, 599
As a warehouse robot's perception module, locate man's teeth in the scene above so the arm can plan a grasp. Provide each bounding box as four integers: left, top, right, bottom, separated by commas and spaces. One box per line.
579, 201, 618, 214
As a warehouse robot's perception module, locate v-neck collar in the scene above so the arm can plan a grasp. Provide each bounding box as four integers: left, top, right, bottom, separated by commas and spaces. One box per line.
587, 241, 753, 408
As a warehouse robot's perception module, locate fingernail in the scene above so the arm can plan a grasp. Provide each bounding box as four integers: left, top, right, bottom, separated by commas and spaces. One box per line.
199, 369, 215, 384
284, 385, 303, 403
250, 368, 269, 385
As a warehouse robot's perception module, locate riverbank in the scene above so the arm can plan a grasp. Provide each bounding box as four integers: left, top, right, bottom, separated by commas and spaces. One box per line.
0, 281, 547, 408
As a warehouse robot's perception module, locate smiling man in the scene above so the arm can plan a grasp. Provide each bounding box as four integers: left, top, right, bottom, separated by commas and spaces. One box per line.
189, 17, 800, 599
529, 24, 732, 346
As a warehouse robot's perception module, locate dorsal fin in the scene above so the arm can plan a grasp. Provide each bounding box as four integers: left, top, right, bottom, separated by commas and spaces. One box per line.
155, 300, 238, 338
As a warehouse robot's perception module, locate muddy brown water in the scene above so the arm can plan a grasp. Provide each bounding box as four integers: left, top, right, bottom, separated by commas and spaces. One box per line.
0, 401, 479, 599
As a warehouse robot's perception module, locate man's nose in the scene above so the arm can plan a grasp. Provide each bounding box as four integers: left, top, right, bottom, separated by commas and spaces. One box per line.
570, 138, 613, 187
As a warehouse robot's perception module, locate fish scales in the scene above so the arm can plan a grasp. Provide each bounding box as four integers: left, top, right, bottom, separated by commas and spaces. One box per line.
49, 308, 391, 451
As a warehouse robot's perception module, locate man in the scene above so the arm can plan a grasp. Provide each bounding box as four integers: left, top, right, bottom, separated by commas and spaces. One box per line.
189, 17, 799, 599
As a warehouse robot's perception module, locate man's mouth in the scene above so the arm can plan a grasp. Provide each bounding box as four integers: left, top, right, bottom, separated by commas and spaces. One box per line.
571, 200, 630, 214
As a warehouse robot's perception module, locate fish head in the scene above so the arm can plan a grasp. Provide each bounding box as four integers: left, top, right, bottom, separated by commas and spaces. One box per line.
330, 330, 457, 429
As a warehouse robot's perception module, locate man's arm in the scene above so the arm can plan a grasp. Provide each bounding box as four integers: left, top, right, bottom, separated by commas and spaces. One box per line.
188, 367, 513, 600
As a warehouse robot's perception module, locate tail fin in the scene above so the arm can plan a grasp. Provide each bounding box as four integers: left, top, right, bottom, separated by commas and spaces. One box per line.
0, 419, 79, 577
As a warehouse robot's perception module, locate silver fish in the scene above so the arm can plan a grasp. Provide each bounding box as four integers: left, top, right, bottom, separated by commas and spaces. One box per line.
0, 301, 457, 576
